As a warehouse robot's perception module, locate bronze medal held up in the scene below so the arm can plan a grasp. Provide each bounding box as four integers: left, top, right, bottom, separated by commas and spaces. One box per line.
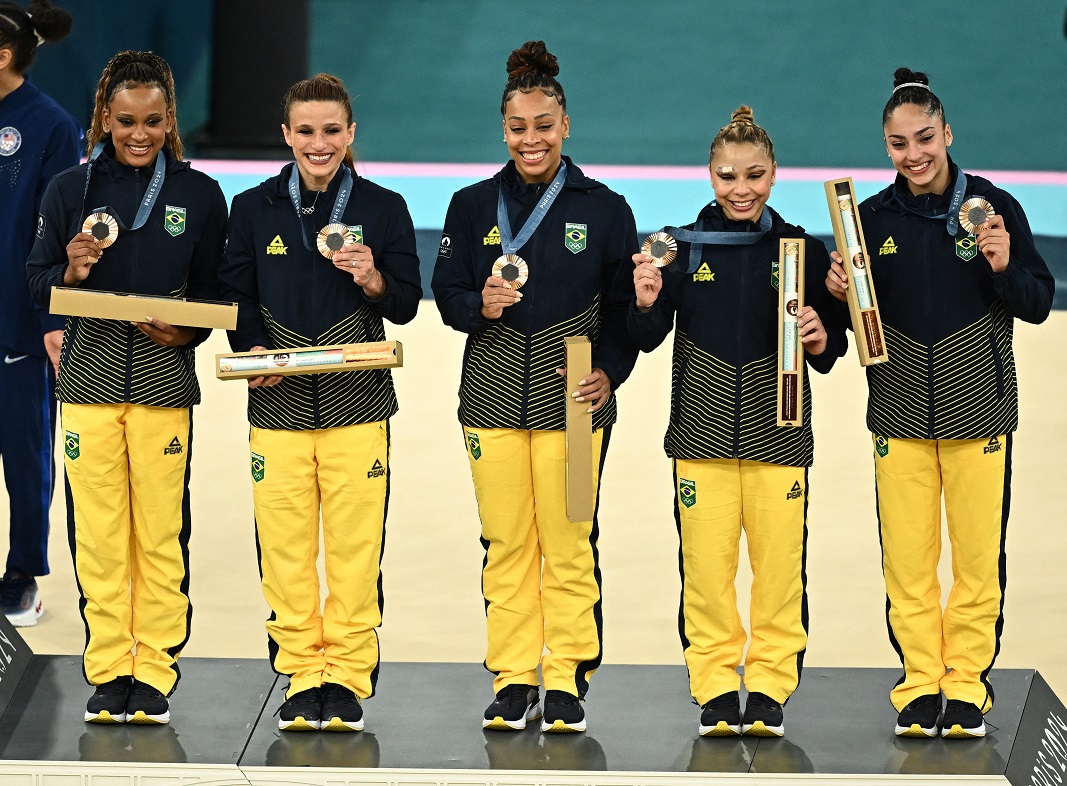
642, 232, 678, 268
959, 198, 995, 235
82, 212, 118, 248
317, 223, 356, 259
492, 254, 529, 289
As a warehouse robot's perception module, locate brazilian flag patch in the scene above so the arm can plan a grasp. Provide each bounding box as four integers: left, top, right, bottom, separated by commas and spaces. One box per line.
251, 452, 265, 482
679, 477, 696, 508
565, 223, 587, 254
349, 224, 363, 244
64, 430, 80, 460
165, 205, 186, 237
466, 431, 482, 460
955, 234, 978, 261
875, 435, 889, 458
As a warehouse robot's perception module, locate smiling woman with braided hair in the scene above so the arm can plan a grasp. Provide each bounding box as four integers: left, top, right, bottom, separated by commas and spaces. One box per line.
27, 49, 228, 726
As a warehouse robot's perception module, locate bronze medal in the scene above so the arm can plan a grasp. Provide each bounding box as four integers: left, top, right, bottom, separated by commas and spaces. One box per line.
81, 212, 118, 248
317, 223, 356, 259
959, 198, 995, 235
492, 254, 529, 289
642, 232, 678, 268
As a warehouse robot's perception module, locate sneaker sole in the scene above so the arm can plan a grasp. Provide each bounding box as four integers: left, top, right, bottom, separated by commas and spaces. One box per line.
84, 710, 126, 724
128, 711, 170, 725
895, 723, 939, 738
321, 717, 364, 732
5, 603, 43, 627
742, 721, 784, 737
541, 718, 586, 733
279, 717, 321, 731
699, 721, 742, 737
942, 724, 986, 739
483, 704, 541, 731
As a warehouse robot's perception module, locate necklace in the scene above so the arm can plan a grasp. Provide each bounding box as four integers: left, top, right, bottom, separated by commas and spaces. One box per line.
301, 190, 322, 215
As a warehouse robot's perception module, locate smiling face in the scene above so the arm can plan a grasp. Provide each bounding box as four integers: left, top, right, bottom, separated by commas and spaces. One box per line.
102, 85, 172, 167
884, 102, 953, 196
503, 89, 569, 184
710, 142, 776, 222
282, 100, 355, 190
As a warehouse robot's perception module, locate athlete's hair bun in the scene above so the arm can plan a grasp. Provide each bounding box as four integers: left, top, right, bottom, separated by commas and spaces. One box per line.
892, 67, 929, 89
27, 0, 72, 42
730, 105, 755, 125
506, 40, 560, 81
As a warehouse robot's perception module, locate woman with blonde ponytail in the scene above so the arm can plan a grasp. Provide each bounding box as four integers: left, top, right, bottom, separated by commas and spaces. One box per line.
218, 73, 421, 733
27, 50, 228, 726
0, 0, 78, 629
629, 106, 847, 738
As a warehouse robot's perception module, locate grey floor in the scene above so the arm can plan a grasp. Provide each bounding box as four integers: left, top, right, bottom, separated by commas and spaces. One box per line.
0, 658, 1033, 775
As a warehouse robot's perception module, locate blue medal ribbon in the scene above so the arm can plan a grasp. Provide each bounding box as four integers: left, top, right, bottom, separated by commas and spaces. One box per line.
82, 140, 167, 232
287, 164, 354, 251
496, 161, 568, 256
667, 207, 773, 274
893, 167, 968, 235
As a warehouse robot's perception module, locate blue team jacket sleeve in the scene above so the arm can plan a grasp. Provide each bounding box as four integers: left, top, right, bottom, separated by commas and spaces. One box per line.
803, 237, 848, 375
431, 192, 496, 334
26, 175, 75, 311
988, 193, 1054, 324
591, 196, 640, 389
364, 191, 421, 325
181, 179, 228, 349
35, 118, 81, 335
218, 194, 272, 352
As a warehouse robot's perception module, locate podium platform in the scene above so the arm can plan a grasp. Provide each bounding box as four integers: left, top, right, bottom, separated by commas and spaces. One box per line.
2, 648, 1066, 786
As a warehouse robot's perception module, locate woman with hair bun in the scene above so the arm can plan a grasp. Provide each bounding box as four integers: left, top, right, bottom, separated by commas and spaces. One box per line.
629, 106, 846, 738
218, 73, 421, 733
826, 67, 1053, 739
0, 0, 78, 629
26, 50, 228, 724
432, 40, 639, 734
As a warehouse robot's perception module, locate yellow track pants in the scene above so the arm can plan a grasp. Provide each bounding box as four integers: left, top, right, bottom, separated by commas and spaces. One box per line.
674, 458, 809, 706
874, 434, 1010, 713
463, 426, 607, 697
62, 403, 193, 695
250, 420, 389, 699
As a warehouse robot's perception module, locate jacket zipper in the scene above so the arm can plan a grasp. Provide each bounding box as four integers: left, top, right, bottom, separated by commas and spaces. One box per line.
922, 211, 935, 438
125, 166, 142, 403
733, 245, 745, 457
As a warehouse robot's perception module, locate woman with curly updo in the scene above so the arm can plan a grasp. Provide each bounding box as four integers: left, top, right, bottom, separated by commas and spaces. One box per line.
432, 40, 639, 733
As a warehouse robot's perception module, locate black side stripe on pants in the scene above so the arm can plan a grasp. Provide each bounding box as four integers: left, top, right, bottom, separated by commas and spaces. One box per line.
574, 425, 611, 700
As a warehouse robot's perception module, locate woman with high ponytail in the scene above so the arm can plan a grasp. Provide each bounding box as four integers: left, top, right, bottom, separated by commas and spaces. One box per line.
826, 67, 1053, 740
27, 50, 229, 726
432, 40, 639, 734
217, 73, 421, 733
0, 0, 78, 630
629, 105, 847, 738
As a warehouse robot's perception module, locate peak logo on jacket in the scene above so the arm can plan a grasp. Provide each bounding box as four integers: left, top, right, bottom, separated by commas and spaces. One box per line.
267, 235, 287, 255
879, 236, 898, 255
693, 263, 715, 283
483, 226, 501, 246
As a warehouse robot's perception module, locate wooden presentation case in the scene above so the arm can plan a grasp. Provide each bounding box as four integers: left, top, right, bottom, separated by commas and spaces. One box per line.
50, 286, 238, 330
824, 178, 888, 366
215, 341, 403, 380
564, 336, 594, 523
777, 238, 805, 427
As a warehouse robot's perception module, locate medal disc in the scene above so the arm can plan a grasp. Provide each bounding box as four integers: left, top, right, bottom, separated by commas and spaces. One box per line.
641, 232, 678, 268
317, 223, 356, 258
492, 254, 529, 289
81, 212, 118, 248
959, 198, 995, 235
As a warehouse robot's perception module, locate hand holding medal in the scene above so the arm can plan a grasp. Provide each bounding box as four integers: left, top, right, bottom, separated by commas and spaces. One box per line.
331, 240, 386, 298
63, 215, 110, 285
960, 197, 1010, 273
632, 231, 676, 310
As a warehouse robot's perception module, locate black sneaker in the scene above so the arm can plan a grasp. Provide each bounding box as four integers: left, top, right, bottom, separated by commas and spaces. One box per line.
483, 684, 541, 731
126, 679, 170, 725
541, 689, 586, 733
278, 686, 322, 731
742, 691, 784, 737
321, 682, 364, 732
895, 693, 941, 738
1, 569, 43, 627
699, 691, 741, 736
941, 699, 986, 738
84, 676, 133, 723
